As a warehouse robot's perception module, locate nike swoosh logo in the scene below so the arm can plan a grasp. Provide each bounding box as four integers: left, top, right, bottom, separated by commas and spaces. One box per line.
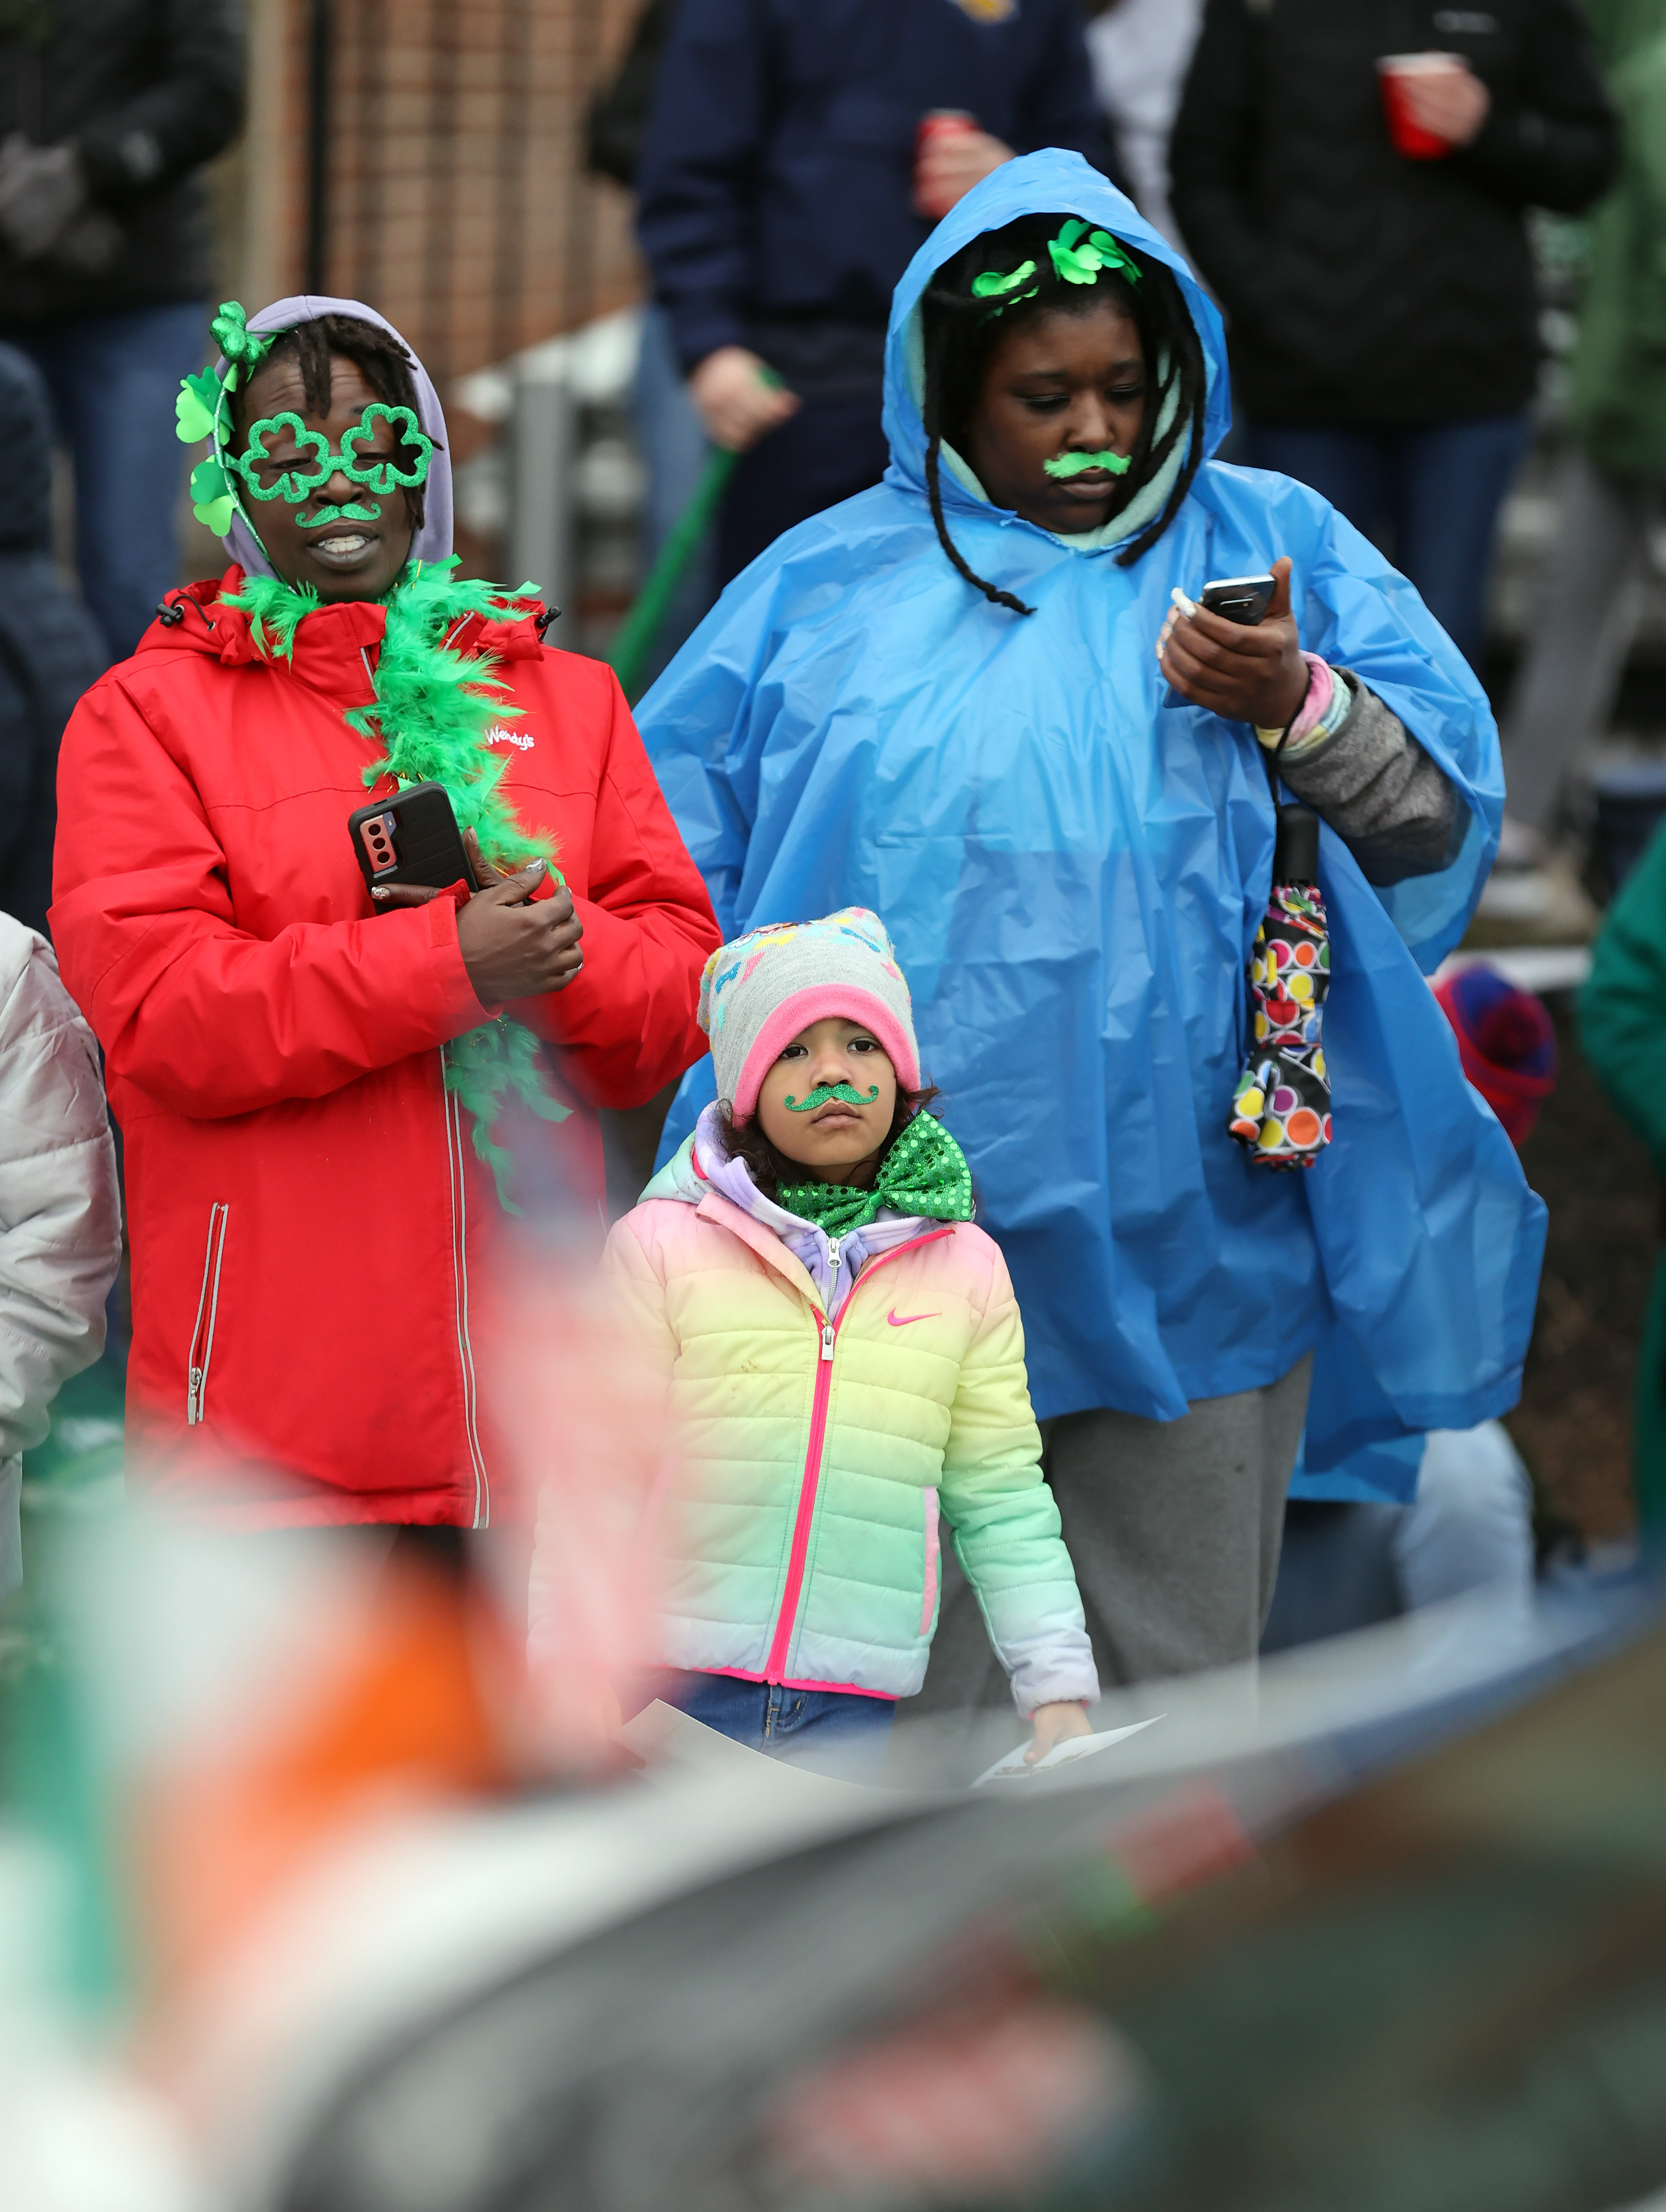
887, 1308, 941, 1328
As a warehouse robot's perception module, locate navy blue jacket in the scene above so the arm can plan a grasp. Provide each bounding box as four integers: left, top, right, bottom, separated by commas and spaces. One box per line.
0, 345, 105, 938
637, 0, 1112, 372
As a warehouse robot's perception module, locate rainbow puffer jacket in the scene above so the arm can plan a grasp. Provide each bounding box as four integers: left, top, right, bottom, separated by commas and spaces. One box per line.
607, 1136, 1098, 1714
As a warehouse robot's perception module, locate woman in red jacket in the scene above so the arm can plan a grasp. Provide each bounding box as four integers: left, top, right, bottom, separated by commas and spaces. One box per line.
51, 296, 720, 1530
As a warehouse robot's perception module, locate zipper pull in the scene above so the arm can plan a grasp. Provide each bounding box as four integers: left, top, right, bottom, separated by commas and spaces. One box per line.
827, 1235, 840, 1277
820, 1323, 835, 1363
187, 1367, 203, 1424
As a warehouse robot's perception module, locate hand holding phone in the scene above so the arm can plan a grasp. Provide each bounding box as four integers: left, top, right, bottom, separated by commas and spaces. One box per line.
364, 817, 585, 1005
1157, 554, 1308, 730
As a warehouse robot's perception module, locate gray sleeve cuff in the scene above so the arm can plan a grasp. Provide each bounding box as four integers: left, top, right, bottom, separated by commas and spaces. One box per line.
1275, 668, 1464, 884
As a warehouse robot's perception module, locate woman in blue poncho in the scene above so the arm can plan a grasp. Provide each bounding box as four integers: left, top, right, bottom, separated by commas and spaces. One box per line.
637, 151, 1544, 1690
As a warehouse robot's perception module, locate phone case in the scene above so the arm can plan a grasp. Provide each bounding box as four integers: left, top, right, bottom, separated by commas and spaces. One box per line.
1200, 576, 1276, 626
349, 782, 479, 897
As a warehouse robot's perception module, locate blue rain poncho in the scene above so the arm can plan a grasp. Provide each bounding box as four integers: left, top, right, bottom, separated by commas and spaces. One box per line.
638, 151, 1545, 1470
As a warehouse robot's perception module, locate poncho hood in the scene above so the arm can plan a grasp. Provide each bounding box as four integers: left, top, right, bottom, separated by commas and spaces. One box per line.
879, 149, 1230, 526
207, 294, 453, 581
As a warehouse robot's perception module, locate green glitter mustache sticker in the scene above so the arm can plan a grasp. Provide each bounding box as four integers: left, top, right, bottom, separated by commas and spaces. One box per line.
784, 1082, 882, 1112
1043, 449, 1132, 479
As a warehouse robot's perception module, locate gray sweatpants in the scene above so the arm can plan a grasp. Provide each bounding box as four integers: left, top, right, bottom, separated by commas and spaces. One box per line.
917, 1353, 1313, 1712
1502, 449, 1662, 835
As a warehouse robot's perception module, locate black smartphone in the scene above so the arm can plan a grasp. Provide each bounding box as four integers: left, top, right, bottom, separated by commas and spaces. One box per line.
348, 782, 479, 899
1200, 574, 1277, 625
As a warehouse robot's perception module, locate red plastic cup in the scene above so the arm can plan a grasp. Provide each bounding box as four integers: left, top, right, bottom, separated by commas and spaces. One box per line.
915, 109, 980, 220
1376, 53, 1462, 159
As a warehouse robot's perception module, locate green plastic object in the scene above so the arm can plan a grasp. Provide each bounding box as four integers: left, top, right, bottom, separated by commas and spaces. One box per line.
230, 403, 434, 505
606, 444, 738, 700
1044, 448, 1132, 479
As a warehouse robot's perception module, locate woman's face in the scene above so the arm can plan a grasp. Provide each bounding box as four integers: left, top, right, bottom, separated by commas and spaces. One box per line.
233, 352, 417, 600
963, 298, 1147, 535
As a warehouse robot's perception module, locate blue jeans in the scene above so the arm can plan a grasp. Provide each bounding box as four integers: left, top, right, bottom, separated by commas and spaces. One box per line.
1243, 413, 1530, 673
657, 1668, 896, 1777
7, 299, 207, 664
631, 303, 718, 689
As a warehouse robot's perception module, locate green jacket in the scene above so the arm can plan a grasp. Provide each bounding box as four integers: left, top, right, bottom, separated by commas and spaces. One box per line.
1570, 0, 1666, 474
1578, 819, 1666, 1529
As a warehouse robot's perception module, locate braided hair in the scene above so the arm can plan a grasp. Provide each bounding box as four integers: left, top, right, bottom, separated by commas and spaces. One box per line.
919, 214, 1209, 614
231, 314, 437, 531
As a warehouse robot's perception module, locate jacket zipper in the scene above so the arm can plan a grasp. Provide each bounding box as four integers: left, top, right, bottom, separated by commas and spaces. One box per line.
762, 1226, 952, 1683
443, 1088, 491, 1527
186, 1204, 230, 1424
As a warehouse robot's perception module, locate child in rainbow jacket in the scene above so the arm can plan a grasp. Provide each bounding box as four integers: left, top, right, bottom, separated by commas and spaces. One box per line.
545, 907, 1100, 1770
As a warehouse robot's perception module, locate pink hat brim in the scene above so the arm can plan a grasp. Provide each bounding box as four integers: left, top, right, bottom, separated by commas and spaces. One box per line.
732, 987, 921, 1120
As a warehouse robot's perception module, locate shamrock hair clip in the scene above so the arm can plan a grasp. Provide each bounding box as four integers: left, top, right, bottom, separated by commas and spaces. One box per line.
971, 256, 1041, 312
209, 300, 277, 392
1047, 219, 1142, 288
174, 299, 283, 535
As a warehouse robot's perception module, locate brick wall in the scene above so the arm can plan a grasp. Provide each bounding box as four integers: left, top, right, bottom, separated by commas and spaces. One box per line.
233, 0, 645, 386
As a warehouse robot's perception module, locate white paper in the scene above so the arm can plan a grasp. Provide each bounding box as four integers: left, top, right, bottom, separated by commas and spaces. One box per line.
973, 1715, 1163, 1787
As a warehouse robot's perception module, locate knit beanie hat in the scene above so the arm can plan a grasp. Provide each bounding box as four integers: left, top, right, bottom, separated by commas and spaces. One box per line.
699, 908, 921, 1120
1434, 964, 1558, 1148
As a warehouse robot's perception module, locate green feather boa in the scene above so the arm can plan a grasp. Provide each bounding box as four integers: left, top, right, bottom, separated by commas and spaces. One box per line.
222, 558, 570, 1209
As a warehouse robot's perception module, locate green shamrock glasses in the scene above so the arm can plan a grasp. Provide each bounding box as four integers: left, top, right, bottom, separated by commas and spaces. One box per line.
228, 403, 434, 506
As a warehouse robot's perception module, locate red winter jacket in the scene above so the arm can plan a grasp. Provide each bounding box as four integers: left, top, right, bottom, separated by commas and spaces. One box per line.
51, 570, 719, 1528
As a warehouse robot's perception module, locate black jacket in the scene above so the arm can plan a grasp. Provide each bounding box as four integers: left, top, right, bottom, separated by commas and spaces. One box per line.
1170, 0, 1617, 429
588, 0, 678, 189
637, 0, 1113, 374
0, 0, 244, 329
0, 343, 105, 936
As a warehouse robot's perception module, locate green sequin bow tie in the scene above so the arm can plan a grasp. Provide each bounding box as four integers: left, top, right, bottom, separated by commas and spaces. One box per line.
774, 1111, 974, 1238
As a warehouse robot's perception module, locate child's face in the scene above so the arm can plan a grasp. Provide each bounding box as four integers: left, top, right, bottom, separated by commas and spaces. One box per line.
755, 1017, 899, 1183
964, 298, 1147, 536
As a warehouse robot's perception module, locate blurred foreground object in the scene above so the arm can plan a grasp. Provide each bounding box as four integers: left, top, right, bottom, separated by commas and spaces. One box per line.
3, 1485, 1663, 2211
205, 1583, 1666, 2212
